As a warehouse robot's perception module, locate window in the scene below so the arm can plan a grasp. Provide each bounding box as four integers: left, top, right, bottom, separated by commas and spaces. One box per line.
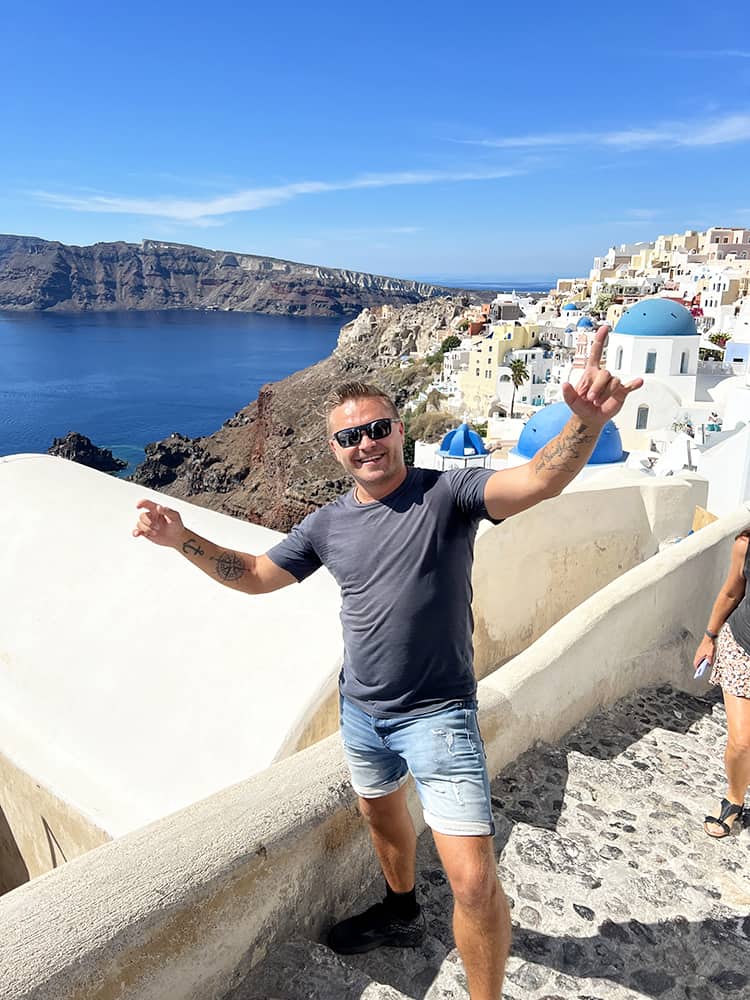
645, 351, 657, 374
636, 405, 649, 430
680, 351, 688, 374
615, 346, 623, 369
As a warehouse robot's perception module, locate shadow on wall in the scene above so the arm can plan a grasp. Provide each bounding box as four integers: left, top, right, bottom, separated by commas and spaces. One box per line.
0, 805, 29, 895
43, 817, 69, 869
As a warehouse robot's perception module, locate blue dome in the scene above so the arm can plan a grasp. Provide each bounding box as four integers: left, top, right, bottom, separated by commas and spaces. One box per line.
565, 324, 575, 333
614, 298, 697, 337
562, 303, 579, 311
439, 422, 488, 457
511, 402, 624, 464
577, 316, 594, 328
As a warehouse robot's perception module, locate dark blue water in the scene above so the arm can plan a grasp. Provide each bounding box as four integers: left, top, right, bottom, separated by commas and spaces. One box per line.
0, 310, 344, 475
410, 277, 556, 294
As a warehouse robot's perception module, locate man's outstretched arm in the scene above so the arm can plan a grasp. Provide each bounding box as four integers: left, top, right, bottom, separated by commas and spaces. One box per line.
132, 500, 297, 595
483, 325, 643, 521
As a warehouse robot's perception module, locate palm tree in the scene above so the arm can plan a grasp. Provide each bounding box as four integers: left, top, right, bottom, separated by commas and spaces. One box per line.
509, 358, 530, 418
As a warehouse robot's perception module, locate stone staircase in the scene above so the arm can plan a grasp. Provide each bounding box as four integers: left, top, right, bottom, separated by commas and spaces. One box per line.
231, 687, 750, 1000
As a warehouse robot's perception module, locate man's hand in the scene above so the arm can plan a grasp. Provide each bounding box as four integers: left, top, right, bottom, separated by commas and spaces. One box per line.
132, 499, 185, 548
561, 325, 643, 424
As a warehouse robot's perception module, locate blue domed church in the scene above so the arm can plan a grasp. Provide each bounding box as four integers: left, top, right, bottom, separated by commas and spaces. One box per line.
606, 298, 700, 438
506, 402, 626, 473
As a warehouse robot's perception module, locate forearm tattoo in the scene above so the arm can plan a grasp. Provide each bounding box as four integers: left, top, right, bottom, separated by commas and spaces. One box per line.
534, 420, 596, 474
210, 551, 246, 582
182, 538, 205, 557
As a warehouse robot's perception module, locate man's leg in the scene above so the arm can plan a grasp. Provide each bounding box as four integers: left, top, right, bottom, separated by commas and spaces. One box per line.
433, 831, 510, 1000
327, 784, 424, 953
357, 783, 417, 892
329, 699, 424, 953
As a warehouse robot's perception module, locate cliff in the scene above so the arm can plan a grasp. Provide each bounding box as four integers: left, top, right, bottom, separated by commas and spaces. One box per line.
130, 297, 468, 530
0, 235, 448, 317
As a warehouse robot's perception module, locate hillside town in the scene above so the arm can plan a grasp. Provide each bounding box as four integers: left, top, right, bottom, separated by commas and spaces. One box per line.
402, 225, 750, 518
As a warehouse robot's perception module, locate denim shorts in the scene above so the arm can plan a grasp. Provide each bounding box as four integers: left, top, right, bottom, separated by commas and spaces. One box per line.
339, 696, 495, 837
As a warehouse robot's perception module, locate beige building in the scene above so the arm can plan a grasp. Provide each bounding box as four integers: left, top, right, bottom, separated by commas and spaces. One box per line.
456, 321, 538, 416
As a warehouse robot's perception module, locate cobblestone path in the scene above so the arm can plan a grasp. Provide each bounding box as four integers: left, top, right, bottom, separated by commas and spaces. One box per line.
239, 685, 750, 1000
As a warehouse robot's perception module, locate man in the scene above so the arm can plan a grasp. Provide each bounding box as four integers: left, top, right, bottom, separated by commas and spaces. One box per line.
133, 326, 641, 1000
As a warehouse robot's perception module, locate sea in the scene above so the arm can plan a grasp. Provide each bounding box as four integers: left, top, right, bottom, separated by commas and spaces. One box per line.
0, 310, 345, 476
0, 280, 554, 477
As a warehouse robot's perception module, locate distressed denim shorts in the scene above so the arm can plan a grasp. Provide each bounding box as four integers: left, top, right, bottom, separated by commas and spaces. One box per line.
339, 696, 495, 837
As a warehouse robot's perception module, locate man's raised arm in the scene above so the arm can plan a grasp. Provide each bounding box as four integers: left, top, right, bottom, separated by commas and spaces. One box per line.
132, 500, 297, 595
483, 325, 643, 521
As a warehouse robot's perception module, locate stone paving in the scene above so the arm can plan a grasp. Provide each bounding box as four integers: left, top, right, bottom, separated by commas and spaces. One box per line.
238, 686, 750, 1000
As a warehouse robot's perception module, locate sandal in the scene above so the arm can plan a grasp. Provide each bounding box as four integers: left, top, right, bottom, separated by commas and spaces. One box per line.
704, 798, 744, 839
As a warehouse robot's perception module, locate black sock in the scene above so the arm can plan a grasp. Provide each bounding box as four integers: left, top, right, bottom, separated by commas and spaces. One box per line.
385, 882, 420, 919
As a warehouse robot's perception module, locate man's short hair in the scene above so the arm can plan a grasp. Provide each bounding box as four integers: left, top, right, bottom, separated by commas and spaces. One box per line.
324, 381, 399, 429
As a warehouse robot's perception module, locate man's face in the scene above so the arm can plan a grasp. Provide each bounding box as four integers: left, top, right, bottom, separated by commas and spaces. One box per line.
328, 396, 406, 498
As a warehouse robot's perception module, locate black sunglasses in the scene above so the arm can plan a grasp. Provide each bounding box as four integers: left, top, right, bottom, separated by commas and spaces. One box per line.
330, 417, 401, 449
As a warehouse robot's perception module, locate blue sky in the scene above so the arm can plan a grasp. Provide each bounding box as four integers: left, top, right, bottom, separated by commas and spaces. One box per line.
2, 0, 749, 281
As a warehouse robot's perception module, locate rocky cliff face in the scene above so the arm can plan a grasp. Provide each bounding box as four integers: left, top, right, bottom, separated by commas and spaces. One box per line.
0, 235, 448, 316
48, 432, 127, 473
130, 297, 467, 530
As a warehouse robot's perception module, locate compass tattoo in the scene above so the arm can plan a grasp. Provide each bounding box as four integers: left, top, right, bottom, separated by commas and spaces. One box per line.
211, 551, 246, 582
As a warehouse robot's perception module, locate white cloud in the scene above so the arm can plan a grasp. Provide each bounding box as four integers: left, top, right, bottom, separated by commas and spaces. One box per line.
460, 112, 750, 151
30, 167, 522, 224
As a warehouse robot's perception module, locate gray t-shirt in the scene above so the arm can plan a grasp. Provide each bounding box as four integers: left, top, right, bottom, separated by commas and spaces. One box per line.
267, 466, 498, 718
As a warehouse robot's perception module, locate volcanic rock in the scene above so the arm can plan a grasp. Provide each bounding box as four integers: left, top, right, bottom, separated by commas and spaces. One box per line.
48, 432, 127, 473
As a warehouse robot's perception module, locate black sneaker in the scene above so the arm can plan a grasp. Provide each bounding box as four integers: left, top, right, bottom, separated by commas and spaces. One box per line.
327, 901, 426, 955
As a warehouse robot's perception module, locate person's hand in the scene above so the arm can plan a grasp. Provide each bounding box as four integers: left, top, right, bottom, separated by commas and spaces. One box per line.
561, 325, 644, 425
132, 499, 185, 547
693, 635, 716, 669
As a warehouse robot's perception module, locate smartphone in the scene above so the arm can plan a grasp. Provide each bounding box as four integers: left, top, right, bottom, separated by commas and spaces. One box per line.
694, 657, 711, 679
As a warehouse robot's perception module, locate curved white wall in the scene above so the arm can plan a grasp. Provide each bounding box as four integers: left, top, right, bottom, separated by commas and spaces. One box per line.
0, 455, 343, 844
0, 454, 709, 880
1, 506, 746, 1000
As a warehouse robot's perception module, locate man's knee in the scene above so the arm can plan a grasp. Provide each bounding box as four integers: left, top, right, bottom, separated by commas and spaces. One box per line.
447, 858, 499, 912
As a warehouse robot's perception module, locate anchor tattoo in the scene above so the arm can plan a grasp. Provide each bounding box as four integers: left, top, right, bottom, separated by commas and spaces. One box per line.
182, 538, 205, 557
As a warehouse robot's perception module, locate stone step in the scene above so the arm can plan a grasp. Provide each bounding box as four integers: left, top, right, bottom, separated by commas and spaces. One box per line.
234, 687, 750, 1000
228, 938, 417, 999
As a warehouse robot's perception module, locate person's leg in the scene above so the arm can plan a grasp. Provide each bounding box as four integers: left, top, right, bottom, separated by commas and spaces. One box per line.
433, 832, 510, 1000
395, 700, 506, 995
705, 688, 750, 836
357, 783, 417, 892
329, 698, 424, 953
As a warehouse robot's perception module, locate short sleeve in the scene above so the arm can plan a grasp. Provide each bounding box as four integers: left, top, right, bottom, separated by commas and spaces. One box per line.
445, 467, 501, 523
266, 513, 323, 582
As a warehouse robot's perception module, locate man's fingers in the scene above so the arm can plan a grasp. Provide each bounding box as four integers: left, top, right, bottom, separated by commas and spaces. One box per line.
136, 498, 157, 512
561, 381, 578, 406
587, 371, 617, 402
623, 377, 644, 394
584, 325, 609, 369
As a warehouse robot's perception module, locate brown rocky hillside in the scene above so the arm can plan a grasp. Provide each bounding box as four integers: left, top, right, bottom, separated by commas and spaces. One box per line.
130, 297, 468, 530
